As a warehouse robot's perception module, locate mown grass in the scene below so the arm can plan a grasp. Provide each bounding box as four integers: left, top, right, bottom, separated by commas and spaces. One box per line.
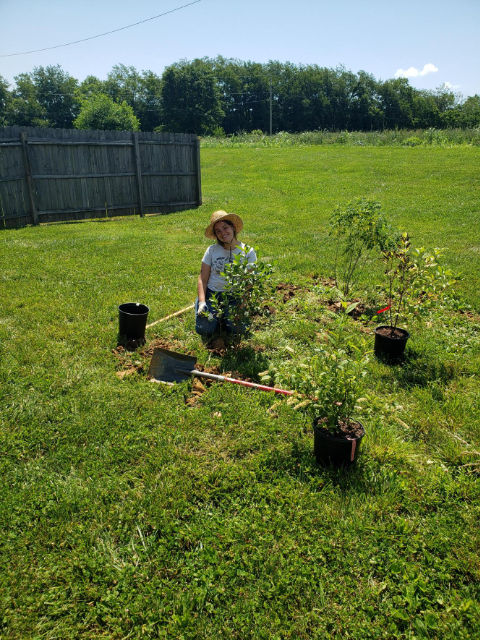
0, 146, 479, 638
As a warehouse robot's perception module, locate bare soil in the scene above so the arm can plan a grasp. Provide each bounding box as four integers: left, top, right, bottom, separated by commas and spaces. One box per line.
276, 282, 303, 303
376, 326, 409, 339
314, 416, 364, 440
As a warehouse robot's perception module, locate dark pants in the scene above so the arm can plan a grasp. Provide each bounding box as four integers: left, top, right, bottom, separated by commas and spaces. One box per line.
195, 288, 247, 336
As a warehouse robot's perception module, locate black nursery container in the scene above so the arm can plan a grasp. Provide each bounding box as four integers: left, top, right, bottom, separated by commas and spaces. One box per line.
118, 303, 150, 340
374, 325, 410, 358
313, 420, 365, 467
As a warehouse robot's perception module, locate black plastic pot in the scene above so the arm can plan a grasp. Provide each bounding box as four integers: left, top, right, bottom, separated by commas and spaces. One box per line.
313, 419, 365, 467
118, 302, 149, 340
374, 325, 410, 358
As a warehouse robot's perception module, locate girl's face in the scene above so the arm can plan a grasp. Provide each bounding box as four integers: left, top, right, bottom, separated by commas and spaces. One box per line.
214, 221, 236, 246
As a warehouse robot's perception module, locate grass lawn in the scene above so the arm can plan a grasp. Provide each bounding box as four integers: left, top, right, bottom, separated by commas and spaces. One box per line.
1, 146, 479, 638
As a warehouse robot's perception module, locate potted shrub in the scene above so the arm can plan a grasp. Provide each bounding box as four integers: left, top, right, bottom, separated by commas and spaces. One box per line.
276, 316, 369, 466
376, 233, 453, 358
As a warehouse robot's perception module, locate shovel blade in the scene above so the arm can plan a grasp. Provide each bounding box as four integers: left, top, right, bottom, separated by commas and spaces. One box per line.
148, 347, 197, 383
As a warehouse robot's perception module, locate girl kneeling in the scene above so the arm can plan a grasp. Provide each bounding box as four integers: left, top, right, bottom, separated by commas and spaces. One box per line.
196, 210, 256, 336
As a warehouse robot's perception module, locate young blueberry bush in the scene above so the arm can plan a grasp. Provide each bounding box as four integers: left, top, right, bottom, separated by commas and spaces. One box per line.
273, 315, 370, 432
329, 198, 398, 297
208, 246, 274, 344
381, 232, 454, 334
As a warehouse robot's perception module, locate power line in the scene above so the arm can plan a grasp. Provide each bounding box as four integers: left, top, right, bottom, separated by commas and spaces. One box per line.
0, 1, 202, 57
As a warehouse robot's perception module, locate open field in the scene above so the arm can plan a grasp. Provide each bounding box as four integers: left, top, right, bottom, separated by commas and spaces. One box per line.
1, 146, 479, 638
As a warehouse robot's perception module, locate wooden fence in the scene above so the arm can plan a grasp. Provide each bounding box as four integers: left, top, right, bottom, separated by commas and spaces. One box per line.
0, 126, 202, 228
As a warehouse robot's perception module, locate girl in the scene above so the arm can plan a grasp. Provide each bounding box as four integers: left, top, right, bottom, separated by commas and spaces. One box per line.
196, 210, 256, 336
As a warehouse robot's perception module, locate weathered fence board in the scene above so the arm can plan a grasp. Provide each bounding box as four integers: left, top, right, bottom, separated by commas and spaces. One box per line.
0, 126, 201, 228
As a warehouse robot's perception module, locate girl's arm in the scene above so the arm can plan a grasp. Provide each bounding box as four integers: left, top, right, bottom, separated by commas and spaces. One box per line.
197, 262, 211, 303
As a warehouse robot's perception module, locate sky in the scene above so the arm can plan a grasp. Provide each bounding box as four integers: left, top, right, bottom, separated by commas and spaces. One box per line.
1, 0, 479, 99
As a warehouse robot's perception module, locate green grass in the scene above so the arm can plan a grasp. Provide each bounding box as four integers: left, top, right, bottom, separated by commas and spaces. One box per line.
1, 146, 480, 638
200, 127, 480, 149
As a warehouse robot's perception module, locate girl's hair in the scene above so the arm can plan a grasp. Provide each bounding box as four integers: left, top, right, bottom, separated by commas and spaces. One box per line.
214, 219, 237, 246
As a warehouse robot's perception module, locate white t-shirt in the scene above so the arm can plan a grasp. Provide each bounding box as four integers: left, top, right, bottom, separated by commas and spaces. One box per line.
202, 242, 257, 292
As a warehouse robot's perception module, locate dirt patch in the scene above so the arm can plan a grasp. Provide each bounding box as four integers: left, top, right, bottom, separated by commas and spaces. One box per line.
312, 276, 337, 288
112, 344, 145, 378
207, 337, 227, 356
348, 303, 367, 319
261, 304, 277, 316
325, 301, 342, 313
276, 282, 303, 303
324, 300, 371, 320
141, 338, 195, 358
458, 308, 479, 321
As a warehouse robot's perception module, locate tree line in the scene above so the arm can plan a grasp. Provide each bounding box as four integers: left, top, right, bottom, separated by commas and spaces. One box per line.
1, 57, 479, 135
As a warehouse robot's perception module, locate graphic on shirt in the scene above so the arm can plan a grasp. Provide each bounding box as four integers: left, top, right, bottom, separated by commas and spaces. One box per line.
211, 254, 234, 275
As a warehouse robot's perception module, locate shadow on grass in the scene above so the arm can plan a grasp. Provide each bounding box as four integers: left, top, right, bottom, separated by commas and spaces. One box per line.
261, 439, 376, 494
198, 330, 272, 380
377, 344, 457, 389
116, 334, 146, 351
222, 345, 271, 379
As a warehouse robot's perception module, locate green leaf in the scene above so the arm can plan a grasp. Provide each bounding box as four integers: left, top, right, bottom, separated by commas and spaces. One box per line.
346, 301, 360, 314
392, 609, 409, 621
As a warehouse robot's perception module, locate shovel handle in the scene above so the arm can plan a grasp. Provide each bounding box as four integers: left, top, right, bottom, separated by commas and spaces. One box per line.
226, 377, 294, 395
190, 369, 294, 395
146, 304, 195, 329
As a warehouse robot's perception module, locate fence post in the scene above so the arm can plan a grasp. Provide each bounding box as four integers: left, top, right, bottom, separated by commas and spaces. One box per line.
132, 132, 145, 217
195, 137, 202, 206
20, 132, 39, 225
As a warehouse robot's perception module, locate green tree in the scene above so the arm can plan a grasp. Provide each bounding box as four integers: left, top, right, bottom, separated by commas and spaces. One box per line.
30, 65, 79, 128
78, 75, 106, 99
211, 56, 269, 134
0, 75, 12, 126
349, 70, 382, 130
378, 78, 415, 129
8, 72, 49, 127
411, 90, 442, 128
104, 64, 162, 131
456, 95, 480, 127
160, 59, 224, 134
135, 70, 163, 131
74, 93, 140, 131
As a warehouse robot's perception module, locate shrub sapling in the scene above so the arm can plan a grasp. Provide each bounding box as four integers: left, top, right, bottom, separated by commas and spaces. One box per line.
329, 198, 398, 298
203, 245, 274, 345
380, 232, 454, 336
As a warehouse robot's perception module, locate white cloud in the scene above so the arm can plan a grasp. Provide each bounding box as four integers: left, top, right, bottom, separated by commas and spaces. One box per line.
395, 63, 439, 79
443, 82, 461, 90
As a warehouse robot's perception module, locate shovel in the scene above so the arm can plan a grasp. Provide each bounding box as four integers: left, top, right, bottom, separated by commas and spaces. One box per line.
148, 347, 294, 396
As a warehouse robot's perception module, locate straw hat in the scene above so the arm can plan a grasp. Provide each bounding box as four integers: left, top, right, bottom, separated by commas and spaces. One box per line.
204, 210, 243, 240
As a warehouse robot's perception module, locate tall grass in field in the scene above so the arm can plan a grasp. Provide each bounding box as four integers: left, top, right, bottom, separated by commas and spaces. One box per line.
0, 146, 479, 638
201, 127, 480, 148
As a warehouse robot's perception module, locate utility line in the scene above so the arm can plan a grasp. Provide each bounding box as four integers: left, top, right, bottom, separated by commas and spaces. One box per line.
0, 1, 202, 57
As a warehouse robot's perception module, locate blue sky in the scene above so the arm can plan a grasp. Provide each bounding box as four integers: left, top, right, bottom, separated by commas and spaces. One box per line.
1, 0, 479, 99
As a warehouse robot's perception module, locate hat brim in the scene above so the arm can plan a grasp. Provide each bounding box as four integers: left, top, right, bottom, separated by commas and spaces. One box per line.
205, 213, 244, 239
